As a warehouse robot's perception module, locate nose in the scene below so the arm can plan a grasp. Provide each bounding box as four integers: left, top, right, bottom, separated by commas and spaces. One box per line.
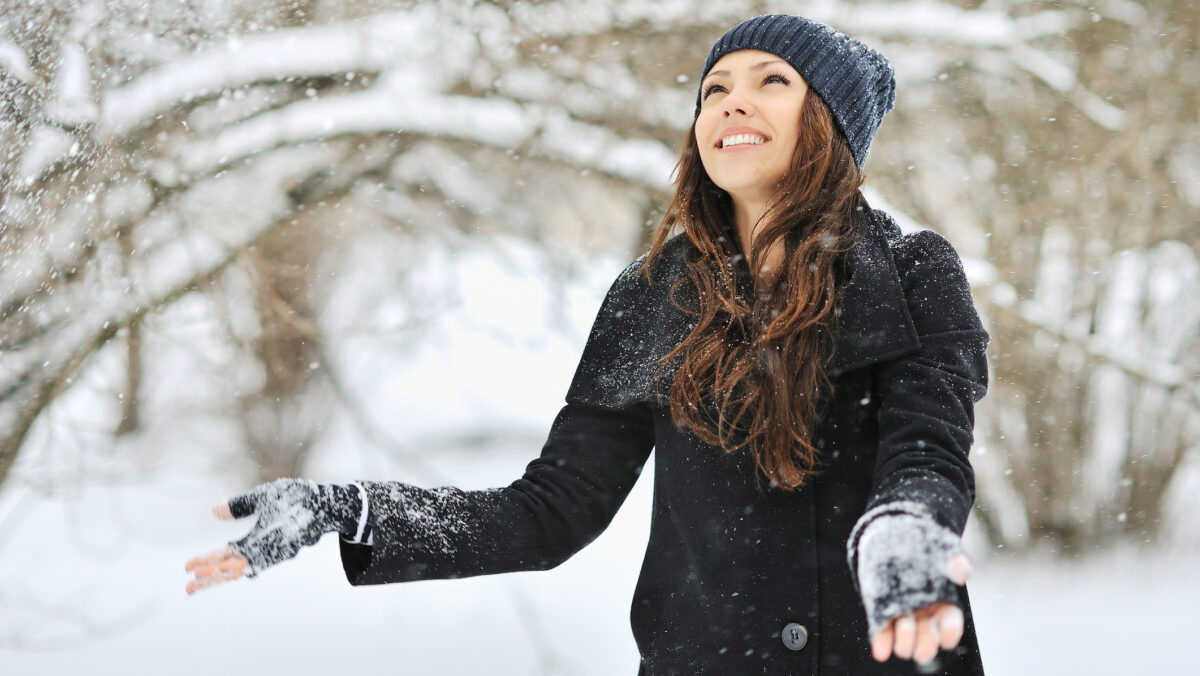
721, 86, 754, 118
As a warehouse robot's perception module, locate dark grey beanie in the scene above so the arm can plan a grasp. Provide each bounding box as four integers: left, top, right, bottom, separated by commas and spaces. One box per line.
696, 14, 896, 170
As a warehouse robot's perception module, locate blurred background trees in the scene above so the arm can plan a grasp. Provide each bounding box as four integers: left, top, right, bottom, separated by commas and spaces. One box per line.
1, 0, 1197, 563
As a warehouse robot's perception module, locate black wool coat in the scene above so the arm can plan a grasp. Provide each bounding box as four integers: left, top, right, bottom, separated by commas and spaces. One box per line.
340, 205, 990, 676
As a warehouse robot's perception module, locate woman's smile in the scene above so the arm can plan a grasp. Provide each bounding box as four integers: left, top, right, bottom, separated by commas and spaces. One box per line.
717, 126, 771, 150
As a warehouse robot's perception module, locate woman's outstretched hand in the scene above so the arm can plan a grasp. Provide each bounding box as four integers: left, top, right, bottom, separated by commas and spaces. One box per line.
184, 502, 252, 594
868, 554, 971, 664
849, 502, 973, 667
184, 479, 363, 595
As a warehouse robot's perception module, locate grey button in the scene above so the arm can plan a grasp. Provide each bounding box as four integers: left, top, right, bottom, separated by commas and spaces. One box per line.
781, 622, 808, 651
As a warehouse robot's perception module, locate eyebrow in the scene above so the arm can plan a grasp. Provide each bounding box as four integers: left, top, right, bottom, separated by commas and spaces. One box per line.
704, 60, 787, 81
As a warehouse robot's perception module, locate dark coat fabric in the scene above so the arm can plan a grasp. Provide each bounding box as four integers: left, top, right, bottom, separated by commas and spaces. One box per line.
339, 205, 990, 676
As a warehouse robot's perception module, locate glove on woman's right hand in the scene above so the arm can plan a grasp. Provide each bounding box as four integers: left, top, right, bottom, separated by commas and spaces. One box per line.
227, 478, 364, 577
848, 501, 972, 665
852, 507, 964, 638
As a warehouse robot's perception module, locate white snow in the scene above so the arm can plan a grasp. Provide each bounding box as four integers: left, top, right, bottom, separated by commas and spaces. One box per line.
16, 126, 76, 183
0, 39, 33, 82
101, 7, 473, 137
180, 85, 535, 175
44, 42, 97, 127
172, 79, 675, 189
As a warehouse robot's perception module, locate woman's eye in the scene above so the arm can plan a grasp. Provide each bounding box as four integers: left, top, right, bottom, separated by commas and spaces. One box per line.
702, 82, 727, 99
763, 73, 791, 86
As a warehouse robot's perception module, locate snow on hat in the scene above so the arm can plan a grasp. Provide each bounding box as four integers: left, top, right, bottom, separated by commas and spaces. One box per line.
696, 14, 896, 170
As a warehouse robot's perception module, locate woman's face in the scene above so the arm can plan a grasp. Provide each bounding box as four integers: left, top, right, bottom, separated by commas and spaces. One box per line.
695, 49, 809, 208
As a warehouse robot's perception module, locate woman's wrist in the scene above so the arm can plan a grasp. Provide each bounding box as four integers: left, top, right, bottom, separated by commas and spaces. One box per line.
334, 482, 372, 544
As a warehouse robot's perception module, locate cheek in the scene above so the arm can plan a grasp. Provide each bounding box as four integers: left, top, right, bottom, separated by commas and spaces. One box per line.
697, 142, 716, 176
693, 127, 717, 173
693, 116, 714, 152
772, 127, 801, 165
778, 134, 799, 160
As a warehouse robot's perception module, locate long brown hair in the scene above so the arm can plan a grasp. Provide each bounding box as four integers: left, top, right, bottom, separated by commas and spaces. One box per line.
641, 90, 865, 490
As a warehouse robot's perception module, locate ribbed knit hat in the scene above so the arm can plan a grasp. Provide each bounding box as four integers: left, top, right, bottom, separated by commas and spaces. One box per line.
697, 15, 896, 170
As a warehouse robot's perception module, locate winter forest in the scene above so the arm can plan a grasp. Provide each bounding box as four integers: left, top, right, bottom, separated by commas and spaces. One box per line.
0, 0, 1196, 674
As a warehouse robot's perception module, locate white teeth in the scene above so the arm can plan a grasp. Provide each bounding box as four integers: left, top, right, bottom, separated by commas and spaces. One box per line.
721, 133, 766, 148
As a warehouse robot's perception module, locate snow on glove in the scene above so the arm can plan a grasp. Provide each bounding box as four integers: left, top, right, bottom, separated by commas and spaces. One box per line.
847, 501, 965, 639
228, 478, 366, 577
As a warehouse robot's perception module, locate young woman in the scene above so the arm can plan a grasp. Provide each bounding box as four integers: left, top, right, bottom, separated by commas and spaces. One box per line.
187, 15, 989, 675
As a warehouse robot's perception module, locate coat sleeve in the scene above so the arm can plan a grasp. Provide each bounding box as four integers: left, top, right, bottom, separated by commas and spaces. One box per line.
856, 229, 990, 541
339, 260, 657, 585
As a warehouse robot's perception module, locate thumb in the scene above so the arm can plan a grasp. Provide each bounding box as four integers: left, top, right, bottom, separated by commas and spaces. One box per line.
947, 553, 972, 585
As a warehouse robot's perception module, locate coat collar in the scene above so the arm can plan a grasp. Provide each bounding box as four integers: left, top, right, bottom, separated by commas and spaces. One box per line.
827, 206, 921, 376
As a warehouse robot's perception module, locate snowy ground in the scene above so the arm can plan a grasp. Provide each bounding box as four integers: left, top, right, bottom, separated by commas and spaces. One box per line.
1, 448, 1196, 676
1, 237, 1195, 675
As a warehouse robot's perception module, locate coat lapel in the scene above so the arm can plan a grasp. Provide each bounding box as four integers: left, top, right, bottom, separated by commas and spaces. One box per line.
828, 208, 921, 376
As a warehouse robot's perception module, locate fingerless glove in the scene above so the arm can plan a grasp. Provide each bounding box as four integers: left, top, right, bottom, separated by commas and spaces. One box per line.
847, 501, 964, 638
228, 479, 370, 577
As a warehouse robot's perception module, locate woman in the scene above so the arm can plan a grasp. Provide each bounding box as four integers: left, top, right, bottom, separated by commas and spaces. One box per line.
186, 15, 989, 675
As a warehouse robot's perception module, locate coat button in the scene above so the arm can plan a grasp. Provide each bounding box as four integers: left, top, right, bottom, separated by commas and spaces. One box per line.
781, 622, 809, 651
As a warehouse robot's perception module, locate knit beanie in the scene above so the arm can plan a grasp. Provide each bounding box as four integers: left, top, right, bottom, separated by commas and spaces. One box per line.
696, 14, 896, 170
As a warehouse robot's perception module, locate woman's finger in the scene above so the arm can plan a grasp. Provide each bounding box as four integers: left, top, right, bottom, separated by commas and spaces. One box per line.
185, 551, 250, 595
190, 559, 248, 579
186, 564, 246, 595
871, 624, 895, 662
210, 554, 250, 574
892, 613, 917, 660
913, 612, 940, 664
184, 546, 238, 573
947, 553, 972, 585
212, 502, 234, 521
935, 604, 964, 650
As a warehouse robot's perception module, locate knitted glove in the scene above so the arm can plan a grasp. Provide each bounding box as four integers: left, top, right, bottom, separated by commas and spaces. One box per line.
847, 501, 965, 639
228, 478, 367, 577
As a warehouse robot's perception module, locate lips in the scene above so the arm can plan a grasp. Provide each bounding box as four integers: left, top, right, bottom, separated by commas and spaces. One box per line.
721, 133, 767, 148
718, 127, 770, 149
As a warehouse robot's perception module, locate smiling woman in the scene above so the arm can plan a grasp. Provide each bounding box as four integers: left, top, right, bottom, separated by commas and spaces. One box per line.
186, 14, 990, 676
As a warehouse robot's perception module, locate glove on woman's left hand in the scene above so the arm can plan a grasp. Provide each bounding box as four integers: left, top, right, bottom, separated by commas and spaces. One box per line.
185, 479, 365, 595
848, 501, 972, 664
225, 478, 363, 577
